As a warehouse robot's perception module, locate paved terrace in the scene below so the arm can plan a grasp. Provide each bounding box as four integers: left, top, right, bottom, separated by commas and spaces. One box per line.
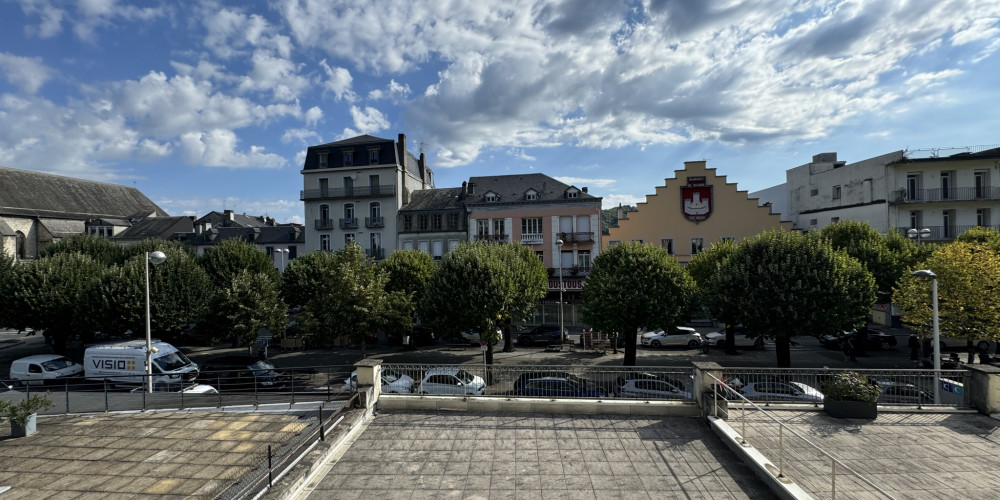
0, 411, 314, 499
296, 411, 778, 500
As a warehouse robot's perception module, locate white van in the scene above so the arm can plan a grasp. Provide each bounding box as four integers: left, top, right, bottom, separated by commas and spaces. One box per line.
9, 355, 84, 385
84, 340, 199, 389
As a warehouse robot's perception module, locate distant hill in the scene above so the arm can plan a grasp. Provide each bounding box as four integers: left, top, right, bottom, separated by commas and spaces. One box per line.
601, 205, 637, 235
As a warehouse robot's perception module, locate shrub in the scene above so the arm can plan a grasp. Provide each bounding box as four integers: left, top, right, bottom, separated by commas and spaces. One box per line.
0, 393, 53, 425
821, 372, 881, 404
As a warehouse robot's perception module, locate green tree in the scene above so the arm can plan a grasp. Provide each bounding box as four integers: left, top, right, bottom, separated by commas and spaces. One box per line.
419, 242, 547, 362
380, 249, 436, 298
715, 230, 876, 367
820, 221, 900, 297
198, 239, 280, 288
955, 226, 1000, 253
39, 234, 125, 266
581, 241, 696, 366
0, 255, 27, 330
687, 240, 741, 354
205, 270, 287, 347
894, 242, 1000, 359
281, 251, 335, 309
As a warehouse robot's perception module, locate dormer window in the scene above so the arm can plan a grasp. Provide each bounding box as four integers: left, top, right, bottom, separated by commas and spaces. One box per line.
368, 147, 380, 164
317, 151, 328, 168
343, 151, 354, 166
484, 191, 499, 203
565, 188, 579, 199
525, 189, 538, 201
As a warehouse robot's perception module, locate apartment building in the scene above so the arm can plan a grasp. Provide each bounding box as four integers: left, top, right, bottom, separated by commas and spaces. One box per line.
397, 186, 468, 260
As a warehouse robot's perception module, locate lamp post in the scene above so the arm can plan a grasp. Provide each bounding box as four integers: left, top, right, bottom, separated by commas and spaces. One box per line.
911, 269, 940, 404
275, 249, 288, 273
907, 227, 931, 244
145, 251, 167, 393
556, 239, 565, 344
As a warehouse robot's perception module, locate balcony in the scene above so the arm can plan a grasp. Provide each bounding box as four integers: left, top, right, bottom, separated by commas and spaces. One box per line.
366, 217, 384, 228
559, 231, 595, 243
301, 184, 397, 201
547, 266, 592, 277
314, 219, 335, 230
894, 224, 1000, 241
474, 234, 510, 243
339, 218, 359, 229
890, 186, 1000, 204
520, 233, 544, 245
366, 248, 385, 259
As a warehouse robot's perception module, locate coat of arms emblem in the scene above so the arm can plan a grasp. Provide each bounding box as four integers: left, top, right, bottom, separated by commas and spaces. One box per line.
681, 177, 712, 223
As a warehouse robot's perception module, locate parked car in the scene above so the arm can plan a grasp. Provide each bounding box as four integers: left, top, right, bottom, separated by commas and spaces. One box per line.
703, 327, 765, 350
179, 384, 219, 394
416, 368, 486, 395
618, 378, 691, 400
460, 328, 503, 345
406, 325, 438, 347
517, 325, 567, 346
615, 371, 692, 391
936, 337, 992, 352
820, 329, 898, 350
343, 369, 415, 394
640, 327, 701, 348
514, 375, 606, 398
739, 381, 824, 403
199, 356, 292, 391
875, 380, 933, 404
9, 355, 83, 386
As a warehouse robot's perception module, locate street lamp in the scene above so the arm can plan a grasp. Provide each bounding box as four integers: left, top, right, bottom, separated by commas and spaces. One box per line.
275, 248, 288, 273
145, 251, 167, 393
907, 228, 931, 244
911, 269, 940, 404
556, 239, 565, 344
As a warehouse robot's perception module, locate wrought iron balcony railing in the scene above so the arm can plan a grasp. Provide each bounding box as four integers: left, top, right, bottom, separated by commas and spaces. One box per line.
365, 217, 384, 228
339, 218, 359, 229
474, 234, 510, 243
314, 219, 335, 230
301, 184, 397, 201
890, 186, 1000, 204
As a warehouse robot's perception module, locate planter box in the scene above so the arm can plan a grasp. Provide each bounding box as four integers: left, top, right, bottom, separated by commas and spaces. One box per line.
824, 400, 877, 420
9, 413, 37, 437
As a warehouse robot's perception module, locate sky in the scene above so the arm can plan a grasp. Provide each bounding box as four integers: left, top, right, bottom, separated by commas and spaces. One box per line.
1, 0, 999, 225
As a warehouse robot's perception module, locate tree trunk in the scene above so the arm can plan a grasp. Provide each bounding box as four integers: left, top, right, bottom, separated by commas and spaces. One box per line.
725, 323, 737, 355
775, 336, 791, 367
967, 340, 975, 363
502, 319, 515, 352
485, 342, 495, 384
623, 323, 639, 366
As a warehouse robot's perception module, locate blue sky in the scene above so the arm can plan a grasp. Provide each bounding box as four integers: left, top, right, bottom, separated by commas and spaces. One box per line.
1, 0, 998, 224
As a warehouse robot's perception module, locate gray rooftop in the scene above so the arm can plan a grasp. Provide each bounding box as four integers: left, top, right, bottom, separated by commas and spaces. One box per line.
466, 173, 601, 205
0, 165, 168, 220
113, 216, 194, 241
399, 187, 466, 212
178, 225, 305, 246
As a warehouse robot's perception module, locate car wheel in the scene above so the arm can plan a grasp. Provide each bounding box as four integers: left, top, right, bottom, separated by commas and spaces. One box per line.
716, 340, 726, 347
754, 339, 765, 350
880, 340, 890, 350
687, 340, 700, 348
978, 341, 990, 351
650, 340, 661, 348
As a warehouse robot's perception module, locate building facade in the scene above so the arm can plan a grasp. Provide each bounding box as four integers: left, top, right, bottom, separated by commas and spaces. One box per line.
887, 147, 1000, 241
464, 174, 602, 327
603, 161, 792, 264
301, 134, 433, 259
397, 187, 468, 260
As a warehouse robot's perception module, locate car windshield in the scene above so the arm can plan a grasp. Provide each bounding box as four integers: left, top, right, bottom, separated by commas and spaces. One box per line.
40, 357, 76, 371
382, 369, 402, 383
153, 351, 191, 372
249, 361, 277, 376
455, 370, 476, 384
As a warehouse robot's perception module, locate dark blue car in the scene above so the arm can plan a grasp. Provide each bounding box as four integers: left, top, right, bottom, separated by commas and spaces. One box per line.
514, 375, 606, 398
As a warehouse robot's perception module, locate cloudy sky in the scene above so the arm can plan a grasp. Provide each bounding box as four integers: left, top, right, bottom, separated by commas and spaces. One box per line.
1, 0, 998, 224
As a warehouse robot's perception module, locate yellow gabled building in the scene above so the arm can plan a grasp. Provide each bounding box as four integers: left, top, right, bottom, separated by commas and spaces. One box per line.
603, 161, 793, 264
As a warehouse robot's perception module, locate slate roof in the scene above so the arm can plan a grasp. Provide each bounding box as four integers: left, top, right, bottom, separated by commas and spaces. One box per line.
38, 218, 85, 237
465, 173, 601, 205
177, 225, 305, 246
0, 219, 14, 236
0, 165, 168, 219
306, 134, 428, 181
195, 211, 270, 228
317, 134, 391, 147
113, 216, 194, 241
399, 187, 466, 212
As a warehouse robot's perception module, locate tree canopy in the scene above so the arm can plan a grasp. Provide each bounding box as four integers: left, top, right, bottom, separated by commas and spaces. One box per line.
714, 230, 876, 367
687, 240, 741, 353
581, 241, 696, 366
820, 221, 900, 297
380, 249, 436, 299
204, 270, 287, 347
39, 234, 125, 266
199, 239, 280, 287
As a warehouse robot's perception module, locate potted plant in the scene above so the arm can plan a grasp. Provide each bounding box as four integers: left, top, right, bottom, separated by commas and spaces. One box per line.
821, 371, 881, 420
1, 393, 53, 437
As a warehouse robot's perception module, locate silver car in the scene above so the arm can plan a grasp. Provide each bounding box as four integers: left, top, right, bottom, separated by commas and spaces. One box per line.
640, 327, 701, 348
417, 368, 486, 395
739, 381, 824, 403
343, 369, 415, 394
618, 378, 691, 400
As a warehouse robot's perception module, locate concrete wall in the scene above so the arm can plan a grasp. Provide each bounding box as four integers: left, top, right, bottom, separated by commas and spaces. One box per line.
378, 395, 700, 417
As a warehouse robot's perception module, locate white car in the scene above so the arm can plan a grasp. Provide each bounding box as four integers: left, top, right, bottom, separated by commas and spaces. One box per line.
180, 384, 219, 394
739, 381, 824, 403
703, 328, 765, 350
342, 369, 415, 394
9, 355, 84, 385
618, 378, 691, 400
640, 327, 702, 348
459, 328, 503, 345
416, 368, 486, 395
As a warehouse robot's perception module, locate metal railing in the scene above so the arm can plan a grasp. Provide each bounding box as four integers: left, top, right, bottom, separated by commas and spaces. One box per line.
380, 364, 695, 401
300, 184, 397, 200
707, 373, 896, 500
520, 233, 544, 245
1, 365, 359, 415
890, 187, 1000, 204
366, 248, 385, 259
314, 218, 334, 230
892, 225, 1000, 241
365, 216, 384, 228
339, 218, 358, 229
558, 231, 595, 243
720, 368, 970, 407
473, 234, 510, 243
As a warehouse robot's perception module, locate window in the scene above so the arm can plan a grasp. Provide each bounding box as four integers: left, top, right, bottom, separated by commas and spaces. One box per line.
403, 215, 413, 231
418, 240, 430, 254
608, 240, 620, 247
561, 251, 573, 269
448, 240, 459, 252
432, 240, 444, 260
418, 214, 429, 230
631, 239, 644, 244
432, 214, 442, 230
941, 171, 952, 200
343, 176, 354, 194
403, 241, 414, 250
832, 185, 841, 200
535, 251, 544, 261
809, 219, 818, 225
370, 202, 381, 219
566, 191, 578, 199
810, 188, 818, 196
578, 250, 591, 269
477, 219, 489, 236
343, 151, 354, 166
369, 149, 379, 164
522, 217, 542, 235
660, 238, 674, 254
690, 237, 704, 255
370, 232, 381, 251
977, 209, 990, 227
485, 193, 498, 202
317, 152, 328, 168
830, 217, 839, 223
943, 209, 955, 238
266, 246, 274, 257
493, 219, 505, 236
906, 174, 920, 200
344, 203, 355, 220
320, 204, 330, 222
370, 174, 380, 195
525, 190, 537, 201
721, 236, 735, 243
975, 171, 989, 198
288, 246, 297, 259
909, 210, 922, 229
319, 178, 329, 195
320, 234, 331, 251
344, 233, 355, 244
447, 213, 459, 230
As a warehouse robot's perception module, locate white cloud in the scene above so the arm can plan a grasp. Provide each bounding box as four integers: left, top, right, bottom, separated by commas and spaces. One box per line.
601, 193, 644, 210
0, 52, 52, 94
238, 50, 310, 102
554, 177, 615, 188
281, 127, 320, 145
303, 106, 322, 127
349, 106, 390, 134
16, 0, 165, 42
178, 129, 286, 168
156, 196, 304, 224
905, 70, 963, 92
319, 60, 357, 101
369, 79, 412, 101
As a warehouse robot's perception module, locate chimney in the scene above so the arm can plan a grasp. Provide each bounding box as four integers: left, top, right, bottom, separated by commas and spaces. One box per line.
468, 182, 475, 194
418, 153, 426, 188
582, 187, 588, 193
397, 133, 406, 172
461, 181, 468, 200
617, 203, 624, 221
224, 209, 234, 222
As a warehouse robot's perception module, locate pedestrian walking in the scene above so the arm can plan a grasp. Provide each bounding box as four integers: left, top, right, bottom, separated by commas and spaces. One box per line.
908, 334, 920, 362
843, 337, 857, 362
